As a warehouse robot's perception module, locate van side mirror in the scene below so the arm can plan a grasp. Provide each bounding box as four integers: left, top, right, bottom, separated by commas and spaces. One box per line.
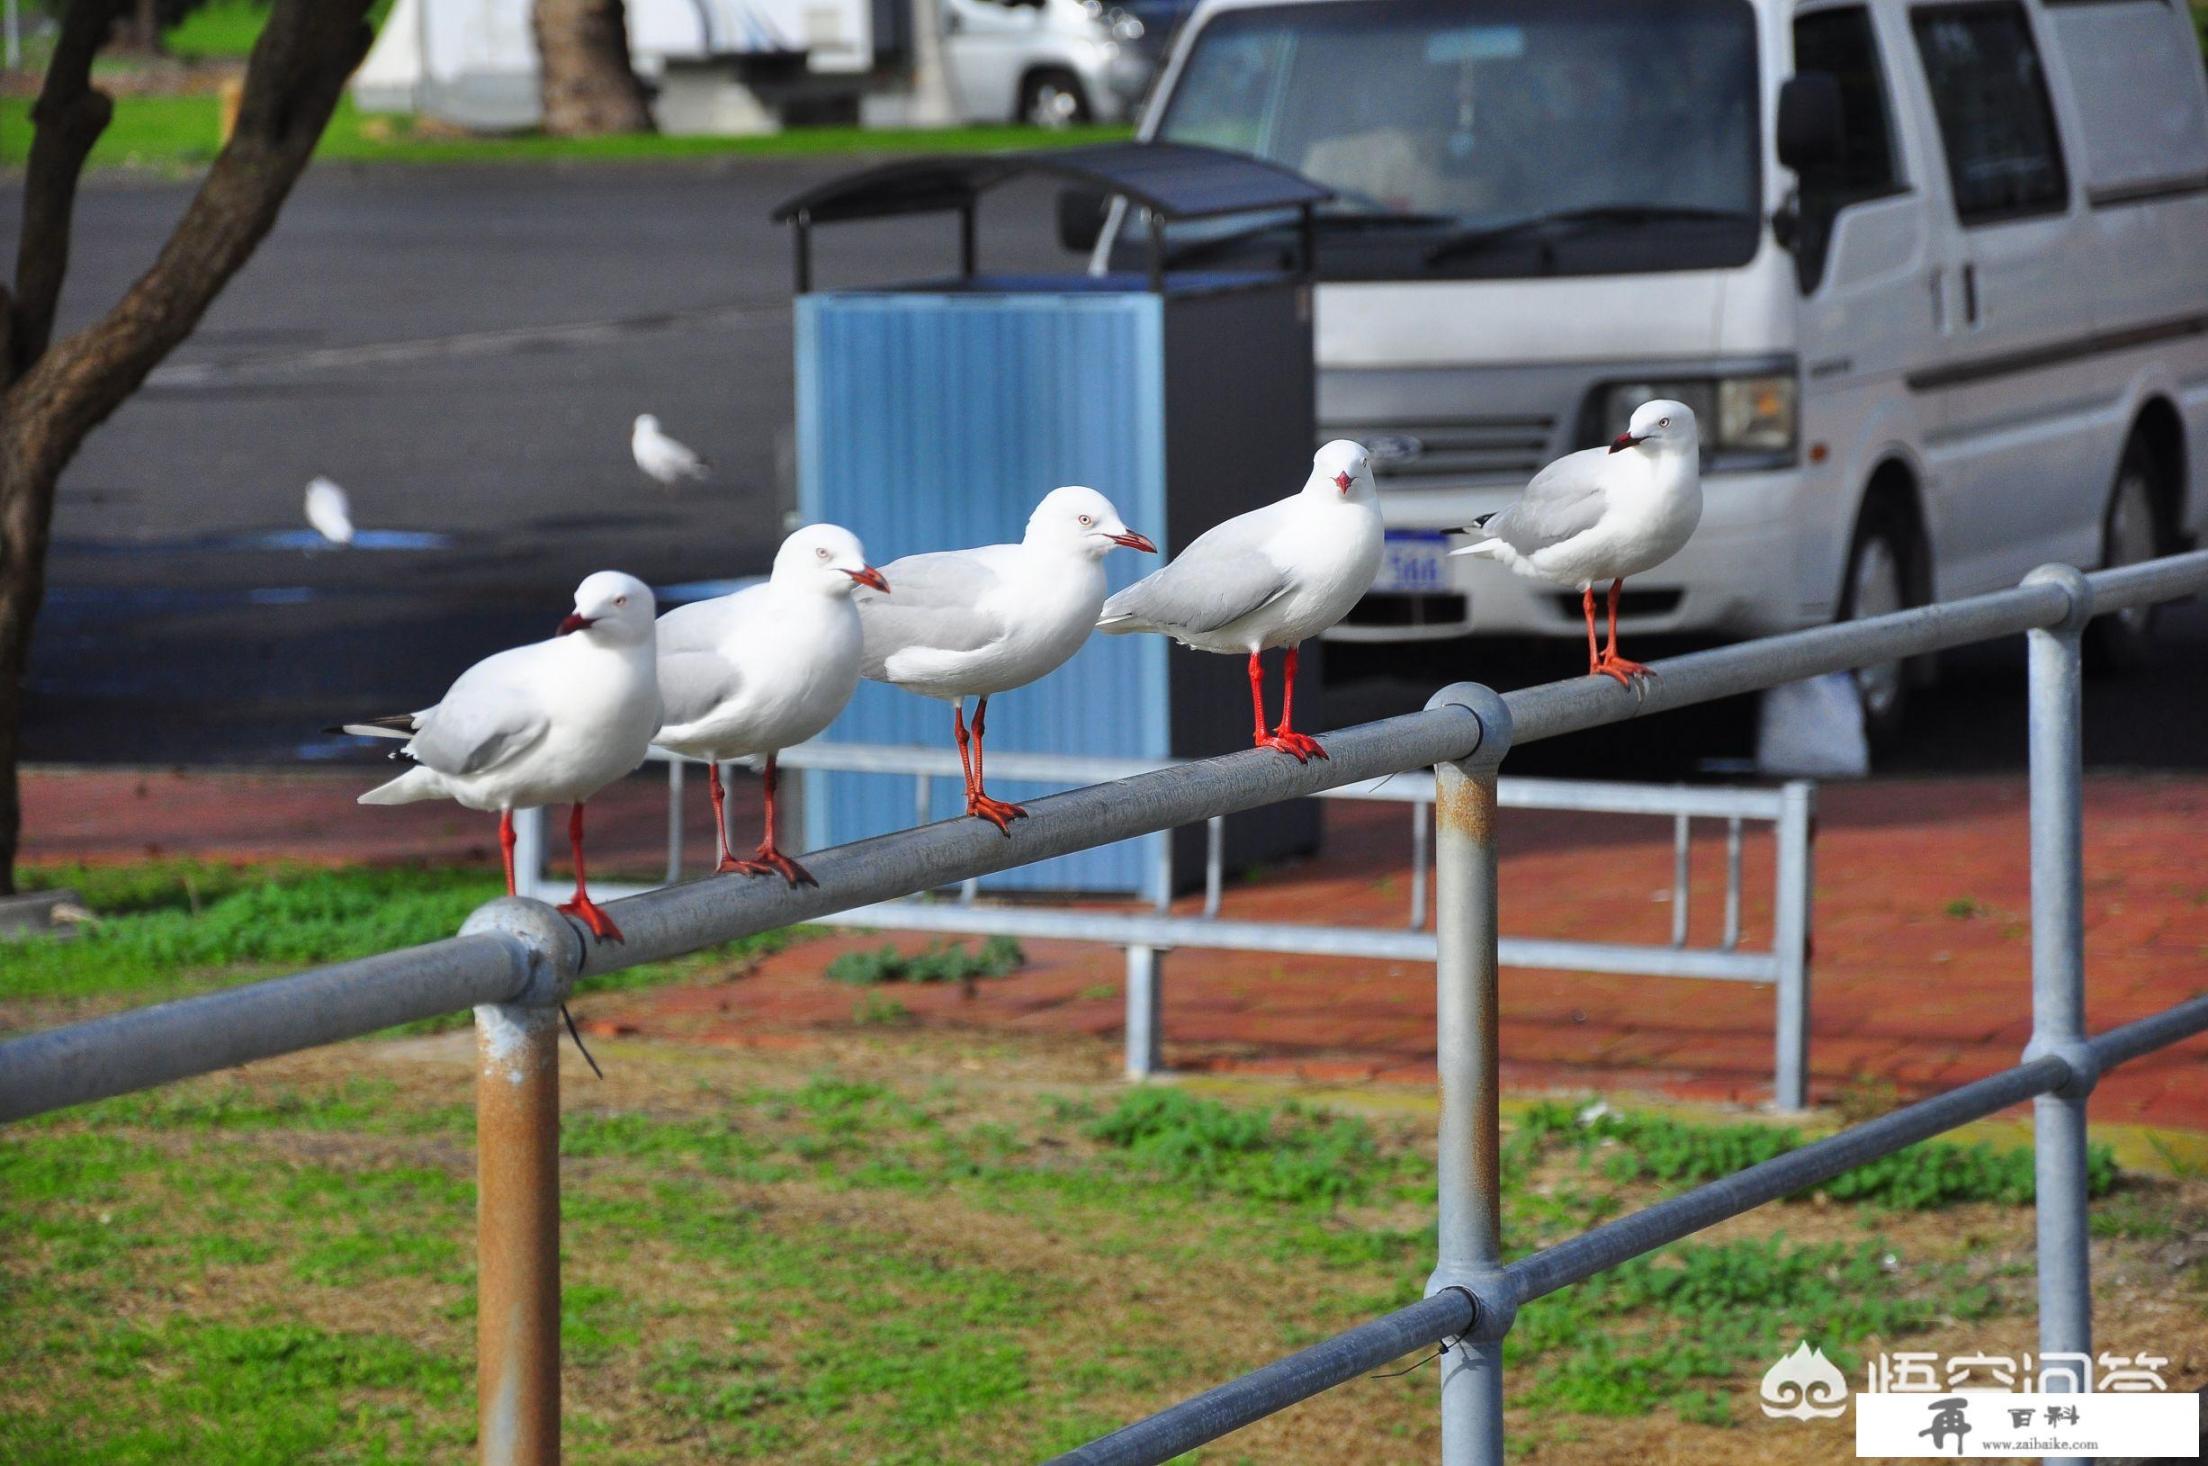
1057, 186, 1110, 253
1776, 74, 1843, 174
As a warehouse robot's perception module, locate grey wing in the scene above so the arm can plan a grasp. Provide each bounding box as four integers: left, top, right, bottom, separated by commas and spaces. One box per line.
1100, 516, 1291, 635
1484, 448, 1612, 554
656, 650, 744, 730
856, 550, 1008, 674
404, 650, 550, 776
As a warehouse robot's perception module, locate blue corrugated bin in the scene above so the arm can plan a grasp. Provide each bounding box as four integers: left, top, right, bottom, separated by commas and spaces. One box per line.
776, 144, 1331, 895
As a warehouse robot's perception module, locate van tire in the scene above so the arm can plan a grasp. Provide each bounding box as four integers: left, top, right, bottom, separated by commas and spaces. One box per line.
2083, 436, 2166, 674
1019, 70, 1091, 129
1839, 498, 1920, 751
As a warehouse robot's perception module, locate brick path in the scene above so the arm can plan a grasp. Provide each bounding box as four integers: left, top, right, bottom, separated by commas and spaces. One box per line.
22, 764, 2208, 1129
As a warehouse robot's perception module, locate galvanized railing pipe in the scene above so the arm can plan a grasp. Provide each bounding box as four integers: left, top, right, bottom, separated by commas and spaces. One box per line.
1426, 684, 1513, 1466
1772, 781, 1817, 1112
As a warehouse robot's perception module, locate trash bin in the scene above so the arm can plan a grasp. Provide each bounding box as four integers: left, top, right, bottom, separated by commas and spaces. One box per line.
774, 141, 1331, 895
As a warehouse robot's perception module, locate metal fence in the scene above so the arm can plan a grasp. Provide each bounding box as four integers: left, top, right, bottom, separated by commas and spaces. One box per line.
517, 746, 1817, 1102
5, 554, 2208, 1466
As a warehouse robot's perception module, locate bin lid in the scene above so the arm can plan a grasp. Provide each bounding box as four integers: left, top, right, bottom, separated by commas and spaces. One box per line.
771, 140, 1333, 225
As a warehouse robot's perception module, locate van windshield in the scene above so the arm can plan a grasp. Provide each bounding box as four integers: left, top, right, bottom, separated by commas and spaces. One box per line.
1151, 0, 1763, 279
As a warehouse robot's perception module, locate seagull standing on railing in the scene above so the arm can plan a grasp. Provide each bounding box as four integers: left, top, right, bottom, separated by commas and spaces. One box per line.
1450, 400, 1701, 686
1096, 440, 1382, 762
856, 487, 1155, 834
334, 571, 662, 944
654, 525, 889, 887
631, 413, 710, 487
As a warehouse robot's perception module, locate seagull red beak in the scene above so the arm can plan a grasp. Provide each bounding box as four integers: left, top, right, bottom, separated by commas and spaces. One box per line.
1333, 470, 1354, 493
1109, 529, 1157, 553
845, 565, 891, 593
1609, 433, 1644, 455
557, 612, 593, 636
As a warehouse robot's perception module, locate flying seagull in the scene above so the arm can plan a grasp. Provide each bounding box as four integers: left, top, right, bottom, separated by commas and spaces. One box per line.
304, 476, 355, 546
632, 413, 710, 487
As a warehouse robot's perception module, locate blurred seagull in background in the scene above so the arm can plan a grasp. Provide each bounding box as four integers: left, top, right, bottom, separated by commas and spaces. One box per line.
304, 476, 355, 546
1097, 441, 1382, 763
336, 571, 661, 944
655, 524, 889, 887
632, 413, 710, 487
1451, 399, 1701, 686
857, 487, 1154, 834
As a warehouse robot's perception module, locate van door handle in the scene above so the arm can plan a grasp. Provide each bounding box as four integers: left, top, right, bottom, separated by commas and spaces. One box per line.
1961, 263, 1979, 325
1928, 266, 1945, 330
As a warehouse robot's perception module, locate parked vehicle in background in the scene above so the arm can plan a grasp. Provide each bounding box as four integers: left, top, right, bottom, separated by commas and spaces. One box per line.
1090, 0, 2208, 741
939, 0, 1155, 126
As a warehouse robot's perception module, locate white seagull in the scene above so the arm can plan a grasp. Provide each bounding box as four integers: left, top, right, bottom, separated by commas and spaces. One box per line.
655, 524, 889, 888
1451, 399, 1702, 685
1097, 441, 1382, 762
857, 486, 1155, 833
304, 476, 355, 546
337, 571, 662, 944
631, 413, 710, 487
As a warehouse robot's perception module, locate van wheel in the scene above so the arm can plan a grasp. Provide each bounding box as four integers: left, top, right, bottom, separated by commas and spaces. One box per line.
1019, 70, 1090, 129
1840, 501, 1918, 749
2083, 436, 2165, 673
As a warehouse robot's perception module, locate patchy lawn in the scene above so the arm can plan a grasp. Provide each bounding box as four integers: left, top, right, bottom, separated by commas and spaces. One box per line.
2, 1020, 2202, 1464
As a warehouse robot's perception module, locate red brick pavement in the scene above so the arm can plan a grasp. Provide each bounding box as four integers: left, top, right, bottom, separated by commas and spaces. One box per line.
21, 764, 2208, 1129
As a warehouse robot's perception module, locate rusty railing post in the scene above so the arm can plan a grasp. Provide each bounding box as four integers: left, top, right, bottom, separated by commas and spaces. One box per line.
1425, 683, 1515, 1466
461, 898, 584, 1466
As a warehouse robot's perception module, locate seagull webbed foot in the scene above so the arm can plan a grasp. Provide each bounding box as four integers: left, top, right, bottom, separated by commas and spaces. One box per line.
1260, 729, 1329, 763
732, 846, 819, 889
558, 894, 625, 944
966, 794, 1028, 836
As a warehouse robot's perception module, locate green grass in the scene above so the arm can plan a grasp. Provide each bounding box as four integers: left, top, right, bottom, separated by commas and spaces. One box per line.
2, 860, 804, 1014
0, 90, 1131, 171
826, 935, 1025, 986
5, 1061, 2150, 1462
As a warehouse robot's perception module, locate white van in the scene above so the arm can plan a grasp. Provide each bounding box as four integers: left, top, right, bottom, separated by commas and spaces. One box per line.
938, 0, 1157, 126
1099, 0, 2208, 735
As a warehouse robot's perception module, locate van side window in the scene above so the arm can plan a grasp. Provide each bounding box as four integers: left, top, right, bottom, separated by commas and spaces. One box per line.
1791, 6, 1902, 291
1910, 3, 2069, 224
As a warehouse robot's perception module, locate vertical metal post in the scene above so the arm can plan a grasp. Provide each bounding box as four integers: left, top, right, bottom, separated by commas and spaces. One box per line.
1203, 816, 1225, 919
914, 772, 933, 830
1410, 800, 1431, 930
1125, 945, 1163, 1080
1772, 781, 1815, 1113
513, 807, 547, 903
1151, 830, 1173, 914
1721, 817, 1742, 951
1426, 683, 1513, 1466
2022, 566, 2096, 1432
665, 760, 685, 884
1669, 813, 1691, 947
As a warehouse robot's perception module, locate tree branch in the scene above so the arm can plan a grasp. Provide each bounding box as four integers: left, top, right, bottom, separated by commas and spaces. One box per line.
8, 0, 125, 383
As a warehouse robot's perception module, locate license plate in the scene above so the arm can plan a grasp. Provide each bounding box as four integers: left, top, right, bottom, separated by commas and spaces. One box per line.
1374, 530, 1452, 595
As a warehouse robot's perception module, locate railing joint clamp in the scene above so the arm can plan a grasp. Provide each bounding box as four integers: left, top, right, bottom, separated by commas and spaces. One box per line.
461, 897, 584, 1009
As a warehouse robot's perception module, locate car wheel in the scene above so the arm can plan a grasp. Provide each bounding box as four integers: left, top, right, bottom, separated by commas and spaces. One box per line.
1839, 501, 1918, 749
1019, 70, 1091, 129
2083, 436, 2165, 673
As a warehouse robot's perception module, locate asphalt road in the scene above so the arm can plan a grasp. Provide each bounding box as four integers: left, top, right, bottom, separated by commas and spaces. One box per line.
9, 161, 2203, 775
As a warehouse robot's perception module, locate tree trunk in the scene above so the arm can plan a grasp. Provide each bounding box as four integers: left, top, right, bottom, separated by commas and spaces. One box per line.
532, 0, 655, 137
0, 0, 375, 892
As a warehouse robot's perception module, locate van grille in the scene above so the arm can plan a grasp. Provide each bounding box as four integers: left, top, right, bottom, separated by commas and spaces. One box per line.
1323, 416, 1556, 485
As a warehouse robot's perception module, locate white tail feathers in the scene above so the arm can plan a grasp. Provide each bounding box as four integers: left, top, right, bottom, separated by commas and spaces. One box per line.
357, 766, 448, 805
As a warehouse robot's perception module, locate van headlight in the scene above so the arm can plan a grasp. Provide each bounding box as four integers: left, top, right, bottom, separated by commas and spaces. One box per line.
1594, 374, 1798, 461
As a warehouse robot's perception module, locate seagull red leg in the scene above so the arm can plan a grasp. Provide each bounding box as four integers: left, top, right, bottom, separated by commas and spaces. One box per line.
965, 695, 1027, 834
556, 802, 624, 942
706, 761, 744, 874
1247, 651, 1270, 747
1593, 576, 1654, 685
733, 753, 816, 887
1261, 642, 1327, 762
498, 809, 518, 897
1582, 587, 1601, 676
953, 702, 977, 806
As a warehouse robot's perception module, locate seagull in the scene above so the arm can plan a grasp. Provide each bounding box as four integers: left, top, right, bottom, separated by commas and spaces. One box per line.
1451, 399, 1701, 685
631, 413, 709, 487
336, 571, 662, 944
857, 486, 1154, 833
1097, 441, 1382, 762
654, 524, 889, 887
304, 476, 354, 546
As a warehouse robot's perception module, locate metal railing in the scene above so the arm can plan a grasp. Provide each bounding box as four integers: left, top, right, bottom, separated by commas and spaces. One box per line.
517, 746, 1816, 1102
4, 553, 2208, 1466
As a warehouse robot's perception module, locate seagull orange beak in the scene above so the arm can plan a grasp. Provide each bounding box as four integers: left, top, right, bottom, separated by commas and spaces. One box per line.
557, 612, 593, 636
1609, 432, 1644, 454
1109, 529, 1157, 553
845, 566, 891, 593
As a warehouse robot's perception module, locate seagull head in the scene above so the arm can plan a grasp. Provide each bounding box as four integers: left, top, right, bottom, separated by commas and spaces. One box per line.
1027, 485, 1156, 560
558, 571, 657, 645
633, 413, 658, 437
774, 522, 889, 596
1610, 399, 1699, 456
1308, 440, 1374, 502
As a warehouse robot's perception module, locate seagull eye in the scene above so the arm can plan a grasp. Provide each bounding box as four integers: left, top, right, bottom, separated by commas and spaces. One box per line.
1078, 514, 1093, 527
1658, 417, 1670, 428
614, 595, 628, 607
816, 546, 831, 560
